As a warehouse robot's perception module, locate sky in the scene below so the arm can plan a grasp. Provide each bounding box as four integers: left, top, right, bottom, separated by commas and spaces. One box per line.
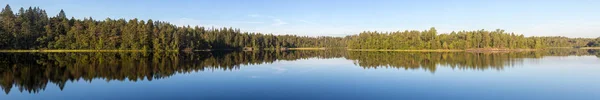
3, 0, 600, 37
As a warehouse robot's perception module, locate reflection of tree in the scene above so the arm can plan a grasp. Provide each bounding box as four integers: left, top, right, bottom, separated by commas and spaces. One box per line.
0, 50, 345, 94
346, 52, 540, 73
544, 49, 600, 58
542, 49, 600, 56
583, 49, 600, 58
0, 49, 597, 94
346, 49, 599, 73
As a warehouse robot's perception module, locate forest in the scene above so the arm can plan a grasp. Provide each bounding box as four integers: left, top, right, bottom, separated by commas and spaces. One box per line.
0, 5, 599, 51
346, 28, 546, 50
0, 5, 345, 51
346, 28, 600, 50
539, 36, 599, 48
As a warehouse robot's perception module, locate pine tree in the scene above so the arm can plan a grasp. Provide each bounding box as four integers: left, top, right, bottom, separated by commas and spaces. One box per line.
1, 5, 16, 49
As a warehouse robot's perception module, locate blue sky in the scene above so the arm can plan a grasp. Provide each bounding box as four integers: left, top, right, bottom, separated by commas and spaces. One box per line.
3, 0, 600, 37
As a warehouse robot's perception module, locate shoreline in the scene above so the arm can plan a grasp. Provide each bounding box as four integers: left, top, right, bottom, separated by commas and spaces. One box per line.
0, 48, 330, 53
0, 50, 161, 53
579, 47, 600, 49
288, 48, 327, 50
347, 49, 464, 52
348, 48, 541, 52
547, 47, 600, 49
0, 48, 577, 53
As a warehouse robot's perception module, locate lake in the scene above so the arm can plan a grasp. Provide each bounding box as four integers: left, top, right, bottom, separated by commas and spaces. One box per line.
1, 49, 599, 100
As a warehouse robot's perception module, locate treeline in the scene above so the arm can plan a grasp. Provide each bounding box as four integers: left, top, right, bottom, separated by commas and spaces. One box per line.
586, 37, 600, 47
345, 28, 600, 50
1, 5, 599, 51
346, 28, 545, 50
539, 36, 599, 48
0, 5, 345, 51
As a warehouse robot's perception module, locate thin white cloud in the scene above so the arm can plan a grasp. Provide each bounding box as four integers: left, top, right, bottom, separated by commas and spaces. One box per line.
265, 16, 277, 19
233, 21, 265, 24
298, 20, 317, 25
175, 18, 224, 27
248, 14, 261, 17
272, 19, 288, 26
174, 18, 264, 28
247, 14, 288, 26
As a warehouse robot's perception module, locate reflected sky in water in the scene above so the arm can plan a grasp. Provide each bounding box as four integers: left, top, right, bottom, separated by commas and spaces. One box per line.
1, 50, 599, 100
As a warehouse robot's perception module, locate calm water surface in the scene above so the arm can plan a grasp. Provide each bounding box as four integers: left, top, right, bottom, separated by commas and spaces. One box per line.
1, 49, 599, 100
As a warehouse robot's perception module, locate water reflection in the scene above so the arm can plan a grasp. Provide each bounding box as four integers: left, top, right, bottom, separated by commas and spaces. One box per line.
348, 49, 599, 72
0, 49, 598, 94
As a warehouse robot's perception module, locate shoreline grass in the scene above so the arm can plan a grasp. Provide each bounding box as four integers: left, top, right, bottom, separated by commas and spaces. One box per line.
0, 50, 157, 53
347, 49, 464, 52
579, 47, 600, 49
288, 48, 327, 50
546, 47, 600, 49
0, 48, 549, 53
0, 48, 330, 53
348, 48, 541, 52
256, 48, 329, 51
547, 47, 574, 49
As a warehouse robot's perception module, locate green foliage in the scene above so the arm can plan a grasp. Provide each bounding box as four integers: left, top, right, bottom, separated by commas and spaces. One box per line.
346, 28, 546, 50
539, 36, 596, 48
0, 5, 345, 50
587, 37, 600, 47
